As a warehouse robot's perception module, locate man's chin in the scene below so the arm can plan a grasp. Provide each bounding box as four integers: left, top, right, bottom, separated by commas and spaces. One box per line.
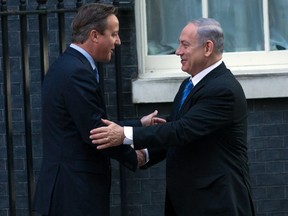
102, 58, 111, 63
181, 66, 188, 73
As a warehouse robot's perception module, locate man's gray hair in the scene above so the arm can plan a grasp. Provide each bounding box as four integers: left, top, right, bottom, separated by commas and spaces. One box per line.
190, 18, 224, 54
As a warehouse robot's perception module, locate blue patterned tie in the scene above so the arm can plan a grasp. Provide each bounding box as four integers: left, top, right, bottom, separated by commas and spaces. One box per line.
93, 67, 99, 82
179, 79, 193, 110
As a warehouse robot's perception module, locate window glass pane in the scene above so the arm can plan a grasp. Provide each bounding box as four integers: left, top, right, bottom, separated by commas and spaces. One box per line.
146, 0, 201, 55
208, 0, 264, 52
269, 0, 288, 50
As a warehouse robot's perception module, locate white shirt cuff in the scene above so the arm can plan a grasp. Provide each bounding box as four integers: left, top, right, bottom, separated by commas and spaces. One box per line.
123, 126, 150, 163
123, 126, 133, 145
144, 148, 150, 163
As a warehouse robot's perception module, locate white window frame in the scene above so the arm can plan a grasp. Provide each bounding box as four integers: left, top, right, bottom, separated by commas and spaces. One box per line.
132, 0, 288, 103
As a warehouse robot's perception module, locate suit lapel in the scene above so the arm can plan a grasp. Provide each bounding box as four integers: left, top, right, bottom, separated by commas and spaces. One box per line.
176, 62, 228, 116
65, 47, 94, 72
64, 47, 107, 114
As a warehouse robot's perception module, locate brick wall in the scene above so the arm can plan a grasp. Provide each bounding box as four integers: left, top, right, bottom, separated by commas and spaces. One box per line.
247, 99, 288, 215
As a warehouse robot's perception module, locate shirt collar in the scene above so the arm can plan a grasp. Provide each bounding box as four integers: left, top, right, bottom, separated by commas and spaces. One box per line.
190, 59, 222, 86
70, 43, 96, 70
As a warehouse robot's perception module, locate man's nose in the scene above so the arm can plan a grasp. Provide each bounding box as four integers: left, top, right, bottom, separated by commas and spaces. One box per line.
116, 35, 121, 45
175, 47, 181, 55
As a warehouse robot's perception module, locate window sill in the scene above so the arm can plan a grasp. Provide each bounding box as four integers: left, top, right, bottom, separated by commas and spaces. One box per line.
132, 68, 288, 103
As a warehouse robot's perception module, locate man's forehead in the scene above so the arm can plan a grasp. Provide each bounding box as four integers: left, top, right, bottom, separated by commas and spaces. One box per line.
179, 25, 197, 40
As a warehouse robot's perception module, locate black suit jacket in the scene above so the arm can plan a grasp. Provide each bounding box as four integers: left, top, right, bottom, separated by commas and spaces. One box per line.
136, 63, 255, 216
33, 47, 140, 216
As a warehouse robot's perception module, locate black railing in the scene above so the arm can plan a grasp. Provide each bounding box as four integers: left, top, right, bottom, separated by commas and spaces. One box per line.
0, 0, 132, 215
19, 1, 33, 214
1, 1, 15, 215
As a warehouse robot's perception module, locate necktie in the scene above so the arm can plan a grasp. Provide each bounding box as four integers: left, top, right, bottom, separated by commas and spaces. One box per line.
179, 79, 193, 110
93, 67, 99, 82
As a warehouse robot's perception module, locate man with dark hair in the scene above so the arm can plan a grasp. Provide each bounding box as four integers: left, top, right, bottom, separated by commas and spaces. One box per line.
33, 3, 158, 216
90, 18, 256, 216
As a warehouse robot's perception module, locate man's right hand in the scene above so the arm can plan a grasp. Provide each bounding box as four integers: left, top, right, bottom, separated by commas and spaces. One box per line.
140, 110, 166, 126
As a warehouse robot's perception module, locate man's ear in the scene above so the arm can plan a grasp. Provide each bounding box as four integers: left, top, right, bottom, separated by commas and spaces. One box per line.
204, 40, 214, 57
90, 29, 100, 43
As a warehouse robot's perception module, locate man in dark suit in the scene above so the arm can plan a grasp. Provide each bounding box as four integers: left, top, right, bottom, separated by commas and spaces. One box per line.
33, 3, 158, 216
90, 18, 256, 216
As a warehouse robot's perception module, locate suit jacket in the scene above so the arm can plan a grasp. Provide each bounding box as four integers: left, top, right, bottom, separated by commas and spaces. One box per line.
33, 47, 140, 216
136, 62, 255, 216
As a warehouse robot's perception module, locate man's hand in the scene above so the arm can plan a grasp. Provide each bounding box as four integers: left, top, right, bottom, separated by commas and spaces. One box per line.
135, 149, 146, 167
141, 110, 166, 126
90, 119, 124, 150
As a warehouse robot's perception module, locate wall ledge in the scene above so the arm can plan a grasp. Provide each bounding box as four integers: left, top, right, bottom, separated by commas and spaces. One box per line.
132, 71, 288, 103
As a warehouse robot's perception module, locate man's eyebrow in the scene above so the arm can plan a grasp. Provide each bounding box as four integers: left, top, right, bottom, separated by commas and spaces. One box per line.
179, 40, 191, 45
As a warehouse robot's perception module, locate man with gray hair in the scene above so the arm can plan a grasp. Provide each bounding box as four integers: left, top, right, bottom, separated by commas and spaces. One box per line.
90, 18, 256, 216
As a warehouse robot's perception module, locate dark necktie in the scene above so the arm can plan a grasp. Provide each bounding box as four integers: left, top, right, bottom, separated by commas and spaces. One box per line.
93, 67, 99, 82
179, 79, 193, 110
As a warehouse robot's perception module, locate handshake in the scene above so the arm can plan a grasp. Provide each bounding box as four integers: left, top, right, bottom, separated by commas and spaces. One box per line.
89, 110, 166, 167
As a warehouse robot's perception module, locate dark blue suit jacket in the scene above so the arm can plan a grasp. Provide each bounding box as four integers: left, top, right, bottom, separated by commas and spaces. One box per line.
137, 63, 255, 216
33, 47, 140, 216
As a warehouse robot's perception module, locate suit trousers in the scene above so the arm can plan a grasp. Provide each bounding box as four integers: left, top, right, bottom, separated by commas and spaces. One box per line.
165, 191, 177, 216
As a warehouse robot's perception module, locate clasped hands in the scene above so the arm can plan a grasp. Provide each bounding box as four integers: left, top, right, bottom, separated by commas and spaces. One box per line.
90, 110, 166, 167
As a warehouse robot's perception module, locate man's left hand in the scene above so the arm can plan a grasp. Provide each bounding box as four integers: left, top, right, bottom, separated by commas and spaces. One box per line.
90, 119, 124, 150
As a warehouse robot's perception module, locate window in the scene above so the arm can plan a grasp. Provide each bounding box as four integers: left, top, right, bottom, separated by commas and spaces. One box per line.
133, 0, 288, 103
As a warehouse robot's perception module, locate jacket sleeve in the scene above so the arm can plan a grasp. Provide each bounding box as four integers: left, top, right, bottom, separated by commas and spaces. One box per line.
133, 84, 238, 150
65, 67, 138, 171
140, 146, 167, 169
